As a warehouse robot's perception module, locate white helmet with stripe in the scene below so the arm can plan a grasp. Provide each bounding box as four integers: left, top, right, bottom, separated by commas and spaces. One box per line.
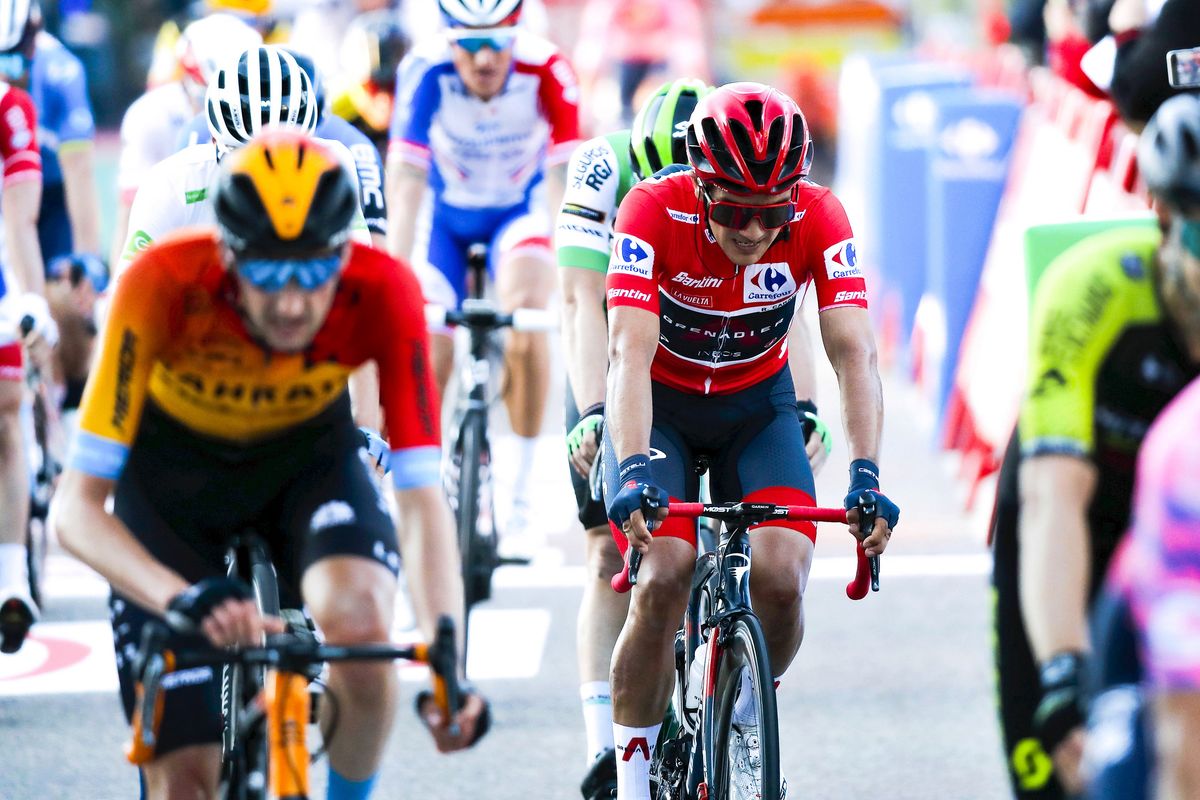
0, 0, 37, 53
438, 0, 522, 28
205, 45, 317, 153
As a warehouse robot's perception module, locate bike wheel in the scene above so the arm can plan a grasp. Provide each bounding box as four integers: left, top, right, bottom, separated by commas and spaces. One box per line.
708, 614, 781, 800
25, 509, 46, 610
455, 414, 496, 623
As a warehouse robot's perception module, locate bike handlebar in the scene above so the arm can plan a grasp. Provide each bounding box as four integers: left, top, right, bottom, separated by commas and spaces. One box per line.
610, 497, 882, 600
425, 303, 558, 332
125, 614, 464, 765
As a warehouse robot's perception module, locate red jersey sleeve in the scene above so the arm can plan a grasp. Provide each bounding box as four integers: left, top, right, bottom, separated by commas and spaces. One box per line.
539, 51, 582, 167
367, 252, 443, 490
801, 188, 867, 311
605, 182, 665, 315
0, 86, 40, 187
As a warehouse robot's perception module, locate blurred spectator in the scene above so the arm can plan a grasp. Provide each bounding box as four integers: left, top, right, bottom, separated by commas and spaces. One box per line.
1009, 0, 1048, 60
1044, 0, 1107, 96
1109, 0, 1200, 128
573, 0, 708, 128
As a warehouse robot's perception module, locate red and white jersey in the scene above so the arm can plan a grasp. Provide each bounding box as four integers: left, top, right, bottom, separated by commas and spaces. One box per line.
606, 171, 867, 395
0, 83, 40, 188
388, 29, 580, 210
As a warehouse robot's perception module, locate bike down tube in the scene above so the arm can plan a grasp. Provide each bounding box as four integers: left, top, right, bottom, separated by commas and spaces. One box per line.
611, 497, 881, 599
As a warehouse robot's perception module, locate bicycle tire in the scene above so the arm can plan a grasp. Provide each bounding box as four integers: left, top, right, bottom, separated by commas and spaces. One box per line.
456, 413, 495, 618
708, 614, 781, 800
24, 511, 45, 610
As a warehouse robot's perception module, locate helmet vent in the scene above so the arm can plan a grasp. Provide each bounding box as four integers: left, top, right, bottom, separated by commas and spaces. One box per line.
706, 117, 745, 182
728, 118, 776, 187
744, 100, 764, 132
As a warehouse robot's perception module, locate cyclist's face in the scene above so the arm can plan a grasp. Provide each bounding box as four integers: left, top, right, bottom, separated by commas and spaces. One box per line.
235, 273, 339, 353
700, 181, 792, 266
449, 35, 514, 101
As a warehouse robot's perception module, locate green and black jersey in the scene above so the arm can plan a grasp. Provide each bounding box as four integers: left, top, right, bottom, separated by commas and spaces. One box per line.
1018, 225, 1198, 556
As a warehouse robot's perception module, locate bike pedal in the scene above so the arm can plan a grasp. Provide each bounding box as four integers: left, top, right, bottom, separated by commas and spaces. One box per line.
0, 598, 35, 654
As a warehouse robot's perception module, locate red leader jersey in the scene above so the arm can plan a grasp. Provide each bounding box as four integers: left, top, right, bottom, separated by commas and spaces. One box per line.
605, 171, 868, 395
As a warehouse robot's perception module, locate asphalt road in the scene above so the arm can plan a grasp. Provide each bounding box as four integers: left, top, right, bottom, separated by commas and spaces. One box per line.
0, 358, 1013, 800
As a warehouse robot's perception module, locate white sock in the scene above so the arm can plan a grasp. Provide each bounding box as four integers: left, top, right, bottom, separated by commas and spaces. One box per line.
581, 681, 614, 763
614, 722, 661, 800
0, 543, 27, 592
515, 435, 538, 481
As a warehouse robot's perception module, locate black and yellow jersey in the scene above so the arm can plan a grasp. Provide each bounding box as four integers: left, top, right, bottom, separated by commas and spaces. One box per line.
1018, 225, 1199, 551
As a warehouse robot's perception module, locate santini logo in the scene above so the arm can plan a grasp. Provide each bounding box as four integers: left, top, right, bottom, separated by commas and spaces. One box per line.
834, 290, 866, 302
608, 287, 653, 303
671, 271, 721, 289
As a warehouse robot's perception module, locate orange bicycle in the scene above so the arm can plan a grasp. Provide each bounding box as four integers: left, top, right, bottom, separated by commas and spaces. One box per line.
126, 613, 464, 800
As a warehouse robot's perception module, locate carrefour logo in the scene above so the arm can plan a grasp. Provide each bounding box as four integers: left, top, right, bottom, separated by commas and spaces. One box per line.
609, 234, 654, 278
823, 238, 862, 281
743, 262, 796, 303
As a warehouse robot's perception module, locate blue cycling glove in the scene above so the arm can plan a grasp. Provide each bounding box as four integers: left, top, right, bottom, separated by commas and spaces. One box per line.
606, 455, 660, 528
843, 458, 900, 531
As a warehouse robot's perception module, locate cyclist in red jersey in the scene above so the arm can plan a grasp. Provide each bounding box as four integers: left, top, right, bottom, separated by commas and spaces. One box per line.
0, 76, 45, 654
603, 83, 900, 799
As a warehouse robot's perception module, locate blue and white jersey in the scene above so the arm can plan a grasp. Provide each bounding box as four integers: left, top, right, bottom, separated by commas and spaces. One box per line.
387, 30, 580, 211
29, 32, 94, 187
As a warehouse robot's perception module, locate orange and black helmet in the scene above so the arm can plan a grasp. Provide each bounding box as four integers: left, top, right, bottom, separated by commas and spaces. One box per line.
214, 128, 358, 255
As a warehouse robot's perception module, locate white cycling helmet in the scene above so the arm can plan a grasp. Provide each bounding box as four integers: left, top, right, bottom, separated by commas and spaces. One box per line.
205, 45, 317, 152
438, 0, 522, 28
0, 0, 37, 53
177, 13, 263, 99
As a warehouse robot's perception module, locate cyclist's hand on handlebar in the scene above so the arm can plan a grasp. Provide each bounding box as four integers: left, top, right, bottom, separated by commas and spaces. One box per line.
567, 404, 604, 478
607, 456, 667, 554
165, 577, 284, 648
843, 459, 900, 557
419, 689, 491, 753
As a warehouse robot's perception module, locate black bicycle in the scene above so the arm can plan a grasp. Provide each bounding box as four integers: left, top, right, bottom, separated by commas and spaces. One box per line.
611, 492, 880, 800
429, 244, 556, 648
127, 535, 465, 800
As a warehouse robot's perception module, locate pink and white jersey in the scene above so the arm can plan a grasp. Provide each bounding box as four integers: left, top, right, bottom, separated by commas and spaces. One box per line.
388, 30, 580, 210
606, 171, 867, 395
1111, 375, 1200, 690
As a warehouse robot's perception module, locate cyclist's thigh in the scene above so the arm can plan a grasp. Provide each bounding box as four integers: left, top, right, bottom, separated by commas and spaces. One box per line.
601, 414, 698, 555
492, 208, 554, 306
712, 369, 816, 541
992, 430, 1065, 800
278, 415, 400, 587
565, 383, 608, 531
415, 206, 469, 311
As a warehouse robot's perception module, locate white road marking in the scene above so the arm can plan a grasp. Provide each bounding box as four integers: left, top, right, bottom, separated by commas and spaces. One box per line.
0, 621, 119, 696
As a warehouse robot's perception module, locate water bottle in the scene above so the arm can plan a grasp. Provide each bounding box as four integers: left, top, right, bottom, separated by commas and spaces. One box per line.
685, 637, 710, 713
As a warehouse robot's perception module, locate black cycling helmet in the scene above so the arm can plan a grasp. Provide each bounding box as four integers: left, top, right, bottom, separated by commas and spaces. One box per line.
346, 11, 410, 92
214, 129, 358, 256
1138, 93, 1200, 213
284, 49, 326, 124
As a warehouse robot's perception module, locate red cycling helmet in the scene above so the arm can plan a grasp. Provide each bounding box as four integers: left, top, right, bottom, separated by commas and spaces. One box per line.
686, 82, 813, 195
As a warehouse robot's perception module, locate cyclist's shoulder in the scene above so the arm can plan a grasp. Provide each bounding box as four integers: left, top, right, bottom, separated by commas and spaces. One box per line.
121, 83, 190, 132
566, 133, 626, 194
0, 82, 34, 116
399, 38, 454, 80
623, 168, 694, 214
121, 229, 223, 291
317, 115, 374, 155
511, 28, 566, 68
32, 32, 84, 85
340, 244, 423, 309
1038, 225, 1161, 302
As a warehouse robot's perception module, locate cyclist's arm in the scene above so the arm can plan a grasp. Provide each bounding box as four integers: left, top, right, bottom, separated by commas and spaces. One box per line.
817, 307, 882, 461
384, 157, 426, 263
0, 89, 44, 295
606, 303, 658, 463
787, 312, 818, 403
58, 144, 101, 255
1018, 455, 1096, 659
562, 267, 607, 409
1154, 693, 1200, 800
3, 178, 44, 295
53, 470, 189, 613
392, 485, 464, 643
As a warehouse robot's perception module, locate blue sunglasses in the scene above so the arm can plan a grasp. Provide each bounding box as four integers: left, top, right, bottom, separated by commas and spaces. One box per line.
236, 252, 343, 292
452, 32, 515, 53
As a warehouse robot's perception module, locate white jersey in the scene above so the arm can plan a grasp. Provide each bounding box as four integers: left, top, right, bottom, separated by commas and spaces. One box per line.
117, 138, 370, 279
115, 83, 197, 203
554, 131, 635, 272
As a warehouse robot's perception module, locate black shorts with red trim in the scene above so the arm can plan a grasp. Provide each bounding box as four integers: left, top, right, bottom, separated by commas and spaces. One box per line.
602, 367, 815, 554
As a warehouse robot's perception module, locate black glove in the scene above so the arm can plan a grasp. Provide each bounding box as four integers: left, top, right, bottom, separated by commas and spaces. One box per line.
606, 455, 662, 530
1033, 651, 1087, 755
164, 576, 254, 636
842, 458, 900, 530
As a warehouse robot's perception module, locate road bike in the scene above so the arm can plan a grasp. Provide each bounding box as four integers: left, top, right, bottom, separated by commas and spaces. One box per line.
611, 491, 881, 800
427, 244, 556, 650
127, 534, 465, 800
